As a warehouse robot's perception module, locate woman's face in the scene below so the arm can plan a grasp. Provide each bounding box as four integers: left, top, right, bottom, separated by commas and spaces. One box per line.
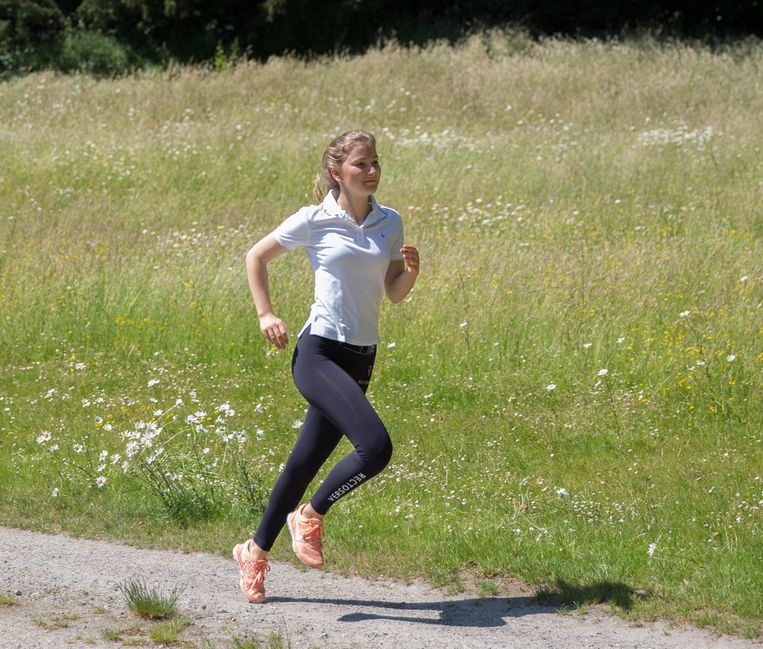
334, 143, 381, 197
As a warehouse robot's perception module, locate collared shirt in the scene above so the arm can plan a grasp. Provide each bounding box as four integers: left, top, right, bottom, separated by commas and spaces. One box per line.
273, 191, 404, 345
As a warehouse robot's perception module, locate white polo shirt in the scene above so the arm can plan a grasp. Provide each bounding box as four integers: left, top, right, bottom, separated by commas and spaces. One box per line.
273, 191, 404, 345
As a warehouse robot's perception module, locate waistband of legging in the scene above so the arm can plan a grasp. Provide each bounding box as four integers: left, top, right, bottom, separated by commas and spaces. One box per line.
337, 340, 376, 354
302, 325, 377, 355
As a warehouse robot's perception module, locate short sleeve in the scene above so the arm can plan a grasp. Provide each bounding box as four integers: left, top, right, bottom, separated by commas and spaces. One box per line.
273, 207, 311, 250
389, 213, 404, 261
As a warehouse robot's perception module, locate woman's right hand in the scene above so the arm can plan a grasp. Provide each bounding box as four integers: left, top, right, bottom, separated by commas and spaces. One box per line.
259, 313, 289, 350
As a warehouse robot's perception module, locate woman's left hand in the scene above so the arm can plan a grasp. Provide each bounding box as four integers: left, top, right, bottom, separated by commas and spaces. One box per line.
400, 244, 420, 277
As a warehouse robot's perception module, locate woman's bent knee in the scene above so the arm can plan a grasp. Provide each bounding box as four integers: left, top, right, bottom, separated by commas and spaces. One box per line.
361, 435, 392, 473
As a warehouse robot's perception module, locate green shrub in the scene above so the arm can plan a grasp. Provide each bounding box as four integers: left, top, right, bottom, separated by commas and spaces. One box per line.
56, 29, 130, 76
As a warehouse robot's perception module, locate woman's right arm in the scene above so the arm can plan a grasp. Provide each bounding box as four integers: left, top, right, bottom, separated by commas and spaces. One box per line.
245, 233, 290, 349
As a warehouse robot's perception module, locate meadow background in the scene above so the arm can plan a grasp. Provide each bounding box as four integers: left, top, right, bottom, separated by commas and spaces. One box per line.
0, 31, 761, 639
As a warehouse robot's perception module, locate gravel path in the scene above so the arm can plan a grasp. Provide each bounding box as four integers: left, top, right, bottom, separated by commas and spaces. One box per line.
0, 526, 758, 648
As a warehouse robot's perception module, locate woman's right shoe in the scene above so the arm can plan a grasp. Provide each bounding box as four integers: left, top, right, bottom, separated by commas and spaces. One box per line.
287, 504, 325, 568
232, 539, 270, 603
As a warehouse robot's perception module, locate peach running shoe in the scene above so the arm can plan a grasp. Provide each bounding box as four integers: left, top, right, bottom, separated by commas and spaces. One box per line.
232, 539, 270, 603
287, 504, 325, 568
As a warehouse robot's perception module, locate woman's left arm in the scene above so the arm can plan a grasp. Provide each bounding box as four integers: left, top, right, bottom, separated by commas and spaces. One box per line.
385, 244, 420, 303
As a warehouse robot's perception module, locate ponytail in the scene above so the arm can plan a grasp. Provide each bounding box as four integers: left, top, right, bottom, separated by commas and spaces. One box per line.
312, 172, 324, 204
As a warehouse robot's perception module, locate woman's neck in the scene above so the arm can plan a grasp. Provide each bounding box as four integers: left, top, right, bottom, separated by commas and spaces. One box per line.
336, 190, 372, 225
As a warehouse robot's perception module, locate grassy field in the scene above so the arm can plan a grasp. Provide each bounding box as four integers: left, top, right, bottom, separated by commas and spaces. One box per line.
0, 31, 761, 639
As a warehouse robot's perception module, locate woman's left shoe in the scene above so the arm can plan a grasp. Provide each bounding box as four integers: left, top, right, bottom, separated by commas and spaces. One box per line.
287, 504, 325, 568
232, 539, 270, 603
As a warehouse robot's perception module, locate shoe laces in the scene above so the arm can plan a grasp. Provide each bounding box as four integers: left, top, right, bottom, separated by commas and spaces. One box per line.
300, 517, 324, 544
243, 558, 270, 585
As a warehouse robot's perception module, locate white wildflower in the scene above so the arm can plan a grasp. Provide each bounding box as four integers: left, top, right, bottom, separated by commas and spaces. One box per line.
36, 431, 52, 444
216, 402, 235, 417
726, 355, 736, 362
647, 542, 657, 557
638, 125, 713, 148
147, 378, 160, 388
597, 368, 609, 377
387, 342, 396, 349
546, 383, 557, 391
51, 488, 59, 497
556, 487, 570, 498
95, 476, 107, 488
680, 310, 690, 318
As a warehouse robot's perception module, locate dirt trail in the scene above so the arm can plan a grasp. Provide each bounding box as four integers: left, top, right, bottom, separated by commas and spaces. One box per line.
0, 526, 758, 648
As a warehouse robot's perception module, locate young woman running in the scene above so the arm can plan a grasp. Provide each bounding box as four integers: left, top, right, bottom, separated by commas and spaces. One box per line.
233, 130, 420, 603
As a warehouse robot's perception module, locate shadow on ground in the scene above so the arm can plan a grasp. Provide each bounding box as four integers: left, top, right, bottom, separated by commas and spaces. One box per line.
537, 579, 651, 612
268, 581, 645, 627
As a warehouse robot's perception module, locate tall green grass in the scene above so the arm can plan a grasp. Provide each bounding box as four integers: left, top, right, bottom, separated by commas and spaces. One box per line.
0, 31, 761, 638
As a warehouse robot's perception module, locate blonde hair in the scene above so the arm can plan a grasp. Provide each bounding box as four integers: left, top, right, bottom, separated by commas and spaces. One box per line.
312, 130, 377, 204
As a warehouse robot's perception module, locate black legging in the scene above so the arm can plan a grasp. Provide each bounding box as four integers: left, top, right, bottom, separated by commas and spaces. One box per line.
253, 326, 393, 551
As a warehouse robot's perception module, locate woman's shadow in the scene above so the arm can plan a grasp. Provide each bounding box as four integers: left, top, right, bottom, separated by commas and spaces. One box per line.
268, 580, 644, 628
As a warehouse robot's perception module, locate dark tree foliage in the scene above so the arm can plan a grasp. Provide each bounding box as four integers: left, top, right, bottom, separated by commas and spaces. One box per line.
1, 0, 761, 73
0, 0, 65, 48
73, 0, 263, 61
